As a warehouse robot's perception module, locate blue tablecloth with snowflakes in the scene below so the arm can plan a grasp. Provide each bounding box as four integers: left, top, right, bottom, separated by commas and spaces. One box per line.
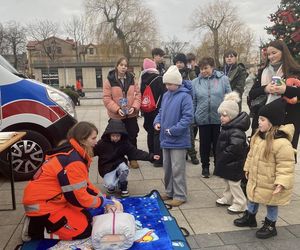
20, 190, 190, 250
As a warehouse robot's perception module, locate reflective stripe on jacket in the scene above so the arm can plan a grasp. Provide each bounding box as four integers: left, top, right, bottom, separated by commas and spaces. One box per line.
23, 138, 102, 216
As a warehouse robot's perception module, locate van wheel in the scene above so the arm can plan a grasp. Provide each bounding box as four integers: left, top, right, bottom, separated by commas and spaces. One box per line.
2, 130, 51, 181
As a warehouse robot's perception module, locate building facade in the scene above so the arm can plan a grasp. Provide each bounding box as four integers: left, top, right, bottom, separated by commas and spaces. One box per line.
27, 37, 149, 89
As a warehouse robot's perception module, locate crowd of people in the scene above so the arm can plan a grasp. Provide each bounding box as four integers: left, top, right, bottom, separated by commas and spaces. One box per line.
22, 39, 300, 241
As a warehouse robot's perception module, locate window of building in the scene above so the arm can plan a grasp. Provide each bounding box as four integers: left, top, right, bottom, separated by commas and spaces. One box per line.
95, 67, 102, 88
41, 67, 59, 87
46, 47, 51, 54
75, 67, 83, 85
57, 47, 62, 54
89, 48, 94, 55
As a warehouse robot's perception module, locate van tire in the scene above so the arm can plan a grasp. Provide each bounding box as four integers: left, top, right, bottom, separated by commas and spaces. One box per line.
1, 130, 51, 181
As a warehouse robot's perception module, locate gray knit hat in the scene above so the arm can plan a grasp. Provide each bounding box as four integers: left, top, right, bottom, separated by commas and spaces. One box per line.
218, 91, 240, 120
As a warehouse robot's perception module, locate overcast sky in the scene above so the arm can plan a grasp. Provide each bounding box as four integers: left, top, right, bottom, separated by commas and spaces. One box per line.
0, 0, 281, 47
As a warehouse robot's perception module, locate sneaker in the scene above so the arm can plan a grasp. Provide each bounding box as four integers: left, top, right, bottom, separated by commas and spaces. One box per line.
107, 188, 115, 195
202, 168, 210, 178
21, 216, 31, 242
227, 206, 245, 214
130, 160, 139, 169
216, 197, 231, 206
119, 181, 128, 192
121, 190, 129, 197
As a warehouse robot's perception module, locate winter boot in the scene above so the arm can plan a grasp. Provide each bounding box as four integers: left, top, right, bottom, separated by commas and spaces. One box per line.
256, 217, 277, 239
164, 199, 185, 207
202, 167, 210, 178
233, 210, 257, 227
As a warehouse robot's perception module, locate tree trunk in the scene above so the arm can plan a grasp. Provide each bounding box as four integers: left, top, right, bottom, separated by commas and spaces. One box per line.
121, 38, 131, 60
213, 29, 220, 68
76, 43, 79, 62
13, 45, 18, 69
113, 21, 131, 60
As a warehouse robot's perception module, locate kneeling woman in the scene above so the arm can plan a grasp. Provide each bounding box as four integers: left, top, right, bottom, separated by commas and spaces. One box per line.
23, 121, 113, 240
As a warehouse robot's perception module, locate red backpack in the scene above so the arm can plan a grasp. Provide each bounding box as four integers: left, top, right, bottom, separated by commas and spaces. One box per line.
140, 76, 161, 113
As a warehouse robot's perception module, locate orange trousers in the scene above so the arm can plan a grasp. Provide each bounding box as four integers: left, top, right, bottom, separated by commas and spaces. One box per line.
43, 205, 92, 240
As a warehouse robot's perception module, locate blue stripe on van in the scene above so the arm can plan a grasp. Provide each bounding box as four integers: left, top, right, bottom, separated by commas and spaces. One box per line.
0, 79, 57, 106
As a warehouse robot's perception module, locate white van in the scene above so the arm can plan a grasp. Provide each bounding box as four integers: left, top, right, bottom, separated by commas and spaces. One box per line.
0, 56, 77, 180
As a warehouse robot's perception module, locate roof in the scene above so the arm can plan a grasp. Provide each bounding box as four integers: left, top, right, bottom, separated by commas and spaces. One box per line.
26, 36, 76, 49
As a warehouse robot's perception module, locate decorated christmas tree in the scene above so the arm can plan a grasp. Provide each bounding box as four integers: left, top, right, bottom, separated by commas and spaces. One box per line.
265, 0, 300, 62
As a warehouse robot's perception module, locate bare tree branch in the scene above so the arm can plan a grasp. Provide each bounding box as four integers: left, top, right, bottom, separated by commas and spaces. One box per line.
163, 36, 190, 60
3, 21, 27, 68
191, 0, 236, 67
0, 23, 9, 54
64, 15, 90, 61
196, 20, 255, 65
27, 20, 60, 61
85, 0, 158, 59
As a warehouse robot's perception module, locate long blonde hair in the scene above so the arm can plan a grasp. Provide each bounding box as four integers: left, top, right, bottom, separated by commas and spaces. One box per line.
67, 121, 98, 157
252, 126, 279, 159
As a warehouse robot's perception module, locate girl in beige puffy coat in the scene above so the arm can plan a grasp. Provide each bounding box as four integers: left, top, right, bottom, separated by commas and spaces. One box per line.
234, 99, 295, 239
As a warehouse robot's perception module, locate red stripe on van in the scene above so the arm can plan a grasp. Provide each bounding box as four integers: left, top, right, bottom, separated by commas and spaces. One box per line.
2, 100, 60, 122
50, 106, 67, 118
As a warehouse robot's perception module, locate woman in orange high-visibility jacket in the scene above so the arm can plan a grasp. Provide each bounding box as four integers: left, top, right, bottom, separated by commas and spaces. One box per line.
23, 121, 113, 240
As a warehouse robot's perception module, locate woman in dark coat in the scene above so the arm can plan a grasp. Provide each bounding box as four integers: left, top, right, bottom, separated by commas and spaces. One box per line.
248, 40, 300, 149
222, 49, 248, 109
248, 68, 266, 134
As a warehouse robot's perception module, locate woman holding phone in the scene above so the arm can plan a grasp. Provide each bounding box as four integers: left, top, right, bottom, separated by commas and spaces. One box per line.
248, 40, 300, 149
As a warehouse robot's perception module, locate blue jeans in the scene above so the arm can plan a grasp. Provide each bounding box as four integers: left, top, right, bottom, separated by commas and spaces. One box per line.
247, 201, 278, 222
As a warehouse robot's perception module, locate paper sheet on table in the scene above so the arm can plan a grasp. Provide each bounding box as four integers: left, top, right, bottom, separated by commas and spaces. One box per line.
0, 132, 17, 140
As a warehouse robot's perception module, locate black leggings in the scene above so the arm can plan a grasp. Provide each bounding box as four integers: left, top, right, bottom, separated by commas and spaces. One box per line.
198, 124, 220, 168
121, 117, 139, 148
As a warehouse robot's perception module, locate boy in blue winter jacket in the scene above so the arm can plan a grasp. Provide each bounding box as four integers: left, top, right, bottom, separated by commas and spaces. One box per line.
154, 65, 193, 207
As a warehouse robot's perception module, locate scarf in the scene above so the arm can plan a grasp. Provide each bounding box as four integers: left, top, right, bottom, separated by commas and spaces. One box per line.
224, 63, 237, 77
261, 63, 283, 86
261, 63, 283, 104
